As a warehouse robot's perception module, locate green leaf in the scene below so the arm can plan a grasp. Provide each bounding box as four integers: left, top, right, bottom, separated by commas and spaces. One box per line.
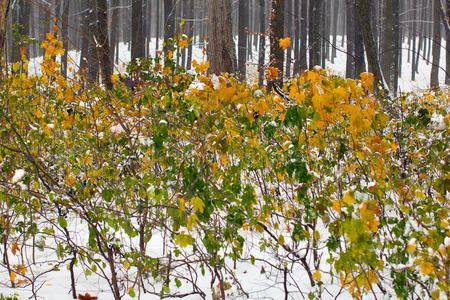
129, 287, 135, 298
191, 197, 205, 213
175, 277, 182, 288
102, 189, 113, 202
58, 216, 67, 229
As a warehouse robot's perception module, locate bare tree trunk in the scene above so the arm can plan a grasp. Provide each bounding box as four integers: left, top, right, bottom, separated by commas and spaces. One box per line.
163, 0, 175, 62
430, 0, 441, 88
206, 0, 236, 74
285, 0, 293, 77
293, 0, 300, 74
383, 0, 394, 89
238, 0, 248, 79
311, 0, 322, 67
0, 0, 11, 76
186, 0, 194, 70
61, 0, 70, 78
355, 0, 391, 99
258, 0, 266, 87
346, 0, 355, 79
269, 0, 284, 90
299, 0, 308, 72
97, 0, 112, 90
132, 0, 144, 61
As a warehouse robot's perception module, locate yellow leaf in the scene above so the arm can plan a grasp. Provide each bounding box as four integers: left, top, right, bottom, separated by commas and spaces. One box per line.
186, 214, 199, 231
191, 197, 205, 213
65, 175, 76, 187
279, 37, 291, 50
406, 239, 416, 253
278, 235, 285, 245
175, 232, 194, 248
420, 261, 433, 276
312, 270, 322, 281
343, 192, 356, 205
111, 74, 120, 84
179, 197, 185, 212
123, 260, 131, 270
10, 271, 16, 283
12, 62, 20, 73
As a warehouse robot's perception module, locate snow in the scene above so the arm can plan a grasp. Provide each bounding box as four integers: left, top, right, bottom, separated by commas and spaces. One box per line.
2, 35, 448, 300
11, 169, 25, 183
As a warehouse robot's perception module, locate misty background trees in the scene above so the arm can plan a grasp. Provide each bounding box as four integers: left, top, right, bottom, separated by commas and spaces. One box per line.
2, 0, 449, 92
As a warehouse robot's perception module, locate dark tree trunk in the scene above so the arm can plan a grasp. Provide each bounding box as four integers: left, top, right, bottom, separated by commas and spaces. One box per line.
446, 0, 450, 84
383, 0, 394, 89
97, 0, 112, 90
285, 0, 293, 77
206, 0, 236, 74
0, 1, 11, 75
299, 0, 308, 72
258, 0, 266, 87
80, 0, 98, 85
392, 0, 400, 95
293, 0, 300, 74
311, 0, 322, 68
109, 0, 119, 68
238, 0, 249, 79
430, 0, 441, 88
269, 0, 284, 90
186, 0, 194, 70
346, 0, 355, 79
355, 0, 391, 98
61, 0, 70, 78
163, 0, 175, 62
132, 0, 144, 61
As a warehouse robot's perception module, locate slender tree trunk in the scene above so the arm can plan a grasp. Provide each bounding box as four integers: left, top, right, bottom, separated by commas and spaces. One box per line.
163, 0, 175, 61
238, 0, 249, 79
311, 0, 322, 67
392, 0, 400, 95
285, 0, 293, 77
61, 0, 70, 78
186, 0, 194, 70
206, 0, 236, 74
430, 0, 441, 88
346, 0, 355, 79
383, 0, 394, 89
132, 0, 144, 61
97, 0, 112, 90
355, 0, 391, 98
269, 0, 284, 90
258, 0, 266, 87
293, 0, 300, 74
299, 0, 307, 72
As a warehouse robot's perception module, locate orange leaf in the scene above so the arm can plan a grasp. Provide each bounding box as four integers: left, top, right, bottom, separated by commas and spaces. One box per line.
268, 67, 279, 81
279, 37, 291, 50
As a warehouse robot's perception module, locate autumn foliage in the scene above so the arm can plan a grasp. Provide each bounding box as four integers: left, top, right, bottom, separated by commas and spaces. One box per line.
0, 33, 449, 299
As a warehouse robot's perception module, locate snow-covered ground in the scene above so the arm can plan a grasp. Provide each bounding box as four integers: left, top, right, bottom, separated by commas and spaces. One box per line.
26, 35, 448, 92
2, 36, 447, 300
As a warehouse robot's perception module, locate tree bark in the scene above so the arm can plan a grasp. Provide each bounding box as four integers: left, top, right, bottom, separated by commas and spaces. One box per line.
346, 0, 355, 79
238, 0, 249, 79
132, 0, 144, 61
206, 0, 236, 74
269, 0, 284, 90
61, 0, 70, 78
0, 0, 11, 75
430, 0, 441, 88
355, 0, 391, 98
97, 0, 113, 90
299, 0, 308, 72
311, 0, 322, 67
258, 0, 266, 87
163, 0, 175, 62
